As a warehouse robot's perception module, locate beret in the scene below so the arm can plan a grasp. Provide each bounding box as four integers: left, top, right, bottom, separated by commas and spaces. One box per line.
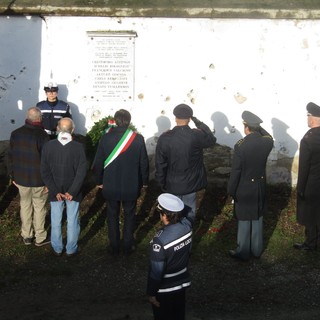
242, 110, 263, 127
307, 102, 320, 117
158, 193, 184, 212
173, 104, 193, 119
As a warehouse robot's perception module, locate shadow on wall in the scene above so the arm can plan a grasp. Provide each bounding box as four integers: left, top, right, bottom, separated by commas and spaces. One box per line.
0, 16, 42, 140
270, 117, 299, 186
211, 111, 243, 148
145, 115, 171, 180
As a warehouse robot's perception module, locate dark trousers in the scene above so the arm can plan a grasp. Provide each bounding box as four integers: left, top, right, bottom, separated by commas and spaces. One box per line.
106, 200, 136, 251
305, 223, 320, 248
152, 289, 186, 320
236, 216, 263, 260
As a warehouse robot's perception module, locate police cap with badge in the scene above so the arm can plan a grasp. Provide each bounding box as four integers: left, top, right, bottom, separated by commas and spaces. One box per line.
44, 82, 59, 92
242, 110, 263, 128
157, 193, 184, 215
307, 102, 320, 117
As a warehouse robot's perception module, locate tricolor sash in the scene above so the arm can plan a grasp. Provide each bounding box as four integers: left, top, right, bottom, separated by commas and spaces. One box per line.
104, 128, 137, 169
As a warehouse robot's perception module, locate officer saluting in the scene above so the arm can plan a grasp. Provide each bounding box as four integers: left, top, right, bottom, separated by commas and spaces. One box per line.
228, 111, 274, 261
147, 193, 194, 320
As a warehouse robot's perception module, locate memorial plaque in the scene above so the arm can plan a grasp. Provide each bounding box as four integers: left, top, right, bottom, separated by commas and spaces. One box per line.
87, 31, 137, 101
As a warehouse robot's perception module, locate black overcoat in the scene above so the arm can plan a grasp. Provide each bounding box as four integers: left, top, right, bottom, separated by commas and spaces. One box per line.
93, 127, 149, 201
155, 122, 216, 195
227, 128, 273, 221
296, 127, 320, 226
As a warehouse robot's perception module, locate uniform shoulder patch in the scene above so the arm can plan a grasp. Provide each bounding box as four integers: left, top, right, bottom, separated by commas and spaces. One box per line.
155, 230, 163, 238
152, 243, 162, 252
236, 138, 244, 146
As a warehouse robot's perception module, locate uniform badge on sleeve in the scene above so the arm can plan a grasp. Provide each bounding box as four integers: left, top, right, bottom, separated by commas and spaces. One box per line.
153, 244, 161, 252
155, 230, 163, 238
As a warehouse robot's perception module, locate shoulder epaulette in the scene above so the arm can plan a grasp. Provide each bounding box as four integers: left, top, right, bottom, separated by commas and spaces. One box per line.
236, 138, 244, 146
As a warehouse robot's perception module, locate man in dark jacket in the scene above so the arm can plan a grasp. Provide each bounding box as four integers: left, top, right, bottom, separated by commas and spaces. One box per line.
8, 107, 50, 246
228, 111, 273, 261
155, 104, 216, 220
92, 109, 149, 256
147, 193, 194, 320
41, 118, 87, 256
294, 102, 320, 251
36, 82, 72, 139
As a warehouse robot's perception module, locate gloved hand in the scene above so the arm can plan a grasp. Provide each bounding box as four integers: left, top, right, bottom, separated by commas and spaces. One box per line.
191, 116, 202, 127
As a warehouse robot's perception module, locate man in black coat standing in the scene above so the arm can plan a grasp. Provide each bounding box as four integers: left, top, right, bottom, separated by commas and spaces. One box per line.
294, 102, 320, 251
93, 109, 149, 256
155, 104, 216, 220
228, 111, 273, 261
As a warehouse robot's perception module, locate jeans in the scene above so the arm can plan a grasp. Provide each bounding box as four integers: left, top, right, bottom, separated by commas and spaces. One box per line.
50, 200, 80, 254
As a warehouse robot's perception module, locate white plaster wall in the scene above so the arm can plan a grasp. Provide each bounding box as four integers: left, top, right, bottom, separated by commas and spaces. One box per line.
1, 15, 320, 183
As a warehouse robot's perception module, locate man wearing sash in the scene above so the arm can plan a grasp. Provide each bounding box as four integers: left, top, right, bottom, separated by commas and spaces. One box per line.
93, 109, 149, 256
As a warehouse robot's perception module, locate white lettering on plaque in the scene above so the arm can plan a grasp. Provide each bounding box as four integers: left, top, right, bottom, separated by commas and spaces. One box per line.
87, 32, 136, 101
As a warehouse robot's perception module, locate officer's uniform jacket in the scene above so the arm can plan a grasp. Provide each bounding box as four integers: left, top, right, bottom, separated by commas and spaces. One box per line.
155, 122, 216, 195
36, 99, 72, 136
147, 210, 194, 296
227, 128, 273, 221
297, 126, 320, 226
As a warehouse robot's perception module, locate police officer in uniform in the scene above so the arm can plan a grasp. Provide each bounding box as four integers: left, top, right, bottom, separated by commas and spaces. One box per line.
294, 102, 320, 250
227, 111, 274, 261
147, 193, 194, 320
36, 82, 72, 139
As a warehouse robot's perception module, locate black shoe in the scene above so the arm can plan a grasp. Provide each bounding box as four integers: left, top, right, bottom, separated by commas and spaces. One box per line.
52, 250, 62, 257
35, 237, 51, 247
22, 237, 33, 246
293, 243, 315, 251
124, 245, 136, 256
108, 247, 120, 257
66, 251, 78, 258
229, 250, 248, 261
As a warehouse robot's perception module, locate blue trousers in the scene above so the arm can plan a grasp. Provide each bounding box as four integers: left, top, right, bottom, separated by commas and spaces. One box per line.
50, 200, 80, 255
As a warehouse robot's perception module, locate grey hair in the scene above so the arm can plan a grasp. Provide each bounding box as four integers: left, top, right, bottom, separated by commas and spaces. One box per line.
57, 117, 75, 134
27, 107, 42, 122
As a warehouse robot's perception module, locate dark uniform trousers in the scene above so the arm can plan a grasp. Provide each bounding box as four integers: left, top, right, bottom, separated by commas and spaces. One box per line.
237, 216, 263, 260
106, 200, 136, 252
305, 223, 320, 248
153, 289, 186, 320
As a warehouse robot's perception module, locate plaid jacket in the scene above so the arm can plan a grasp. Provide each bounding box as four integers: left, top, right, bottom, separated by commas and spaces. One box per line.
8, 121, 49, 187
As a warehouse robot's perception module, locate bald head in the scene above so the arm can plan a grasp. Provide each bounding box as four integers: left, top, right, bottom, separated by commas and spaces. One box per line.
57, 117, 75, 134
27, 107, 42, 122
